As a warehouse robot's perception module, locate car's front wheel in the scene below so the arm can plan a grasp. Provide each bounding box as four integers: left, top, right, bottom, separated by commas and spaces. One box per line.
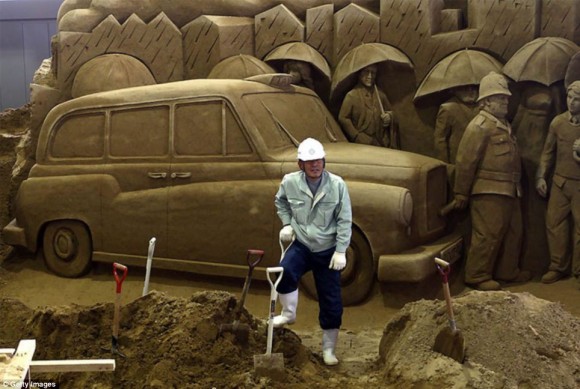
300, 227, 374, 306
43, 220, 93, 277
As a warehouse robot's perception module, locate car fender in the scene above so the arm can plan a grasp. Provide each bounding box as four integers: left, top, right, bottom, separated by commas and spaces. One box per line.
346, 180, 413, 259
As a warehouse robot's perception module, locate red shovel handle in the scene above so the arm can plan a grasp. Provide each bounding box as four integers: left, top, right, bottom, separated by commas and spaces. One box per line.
113, 262, 128, 293
246, 249, 265, 268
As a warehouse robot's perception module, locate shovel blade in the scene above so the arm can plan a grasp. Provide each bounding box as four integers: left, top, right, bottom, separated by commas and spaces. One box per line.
253, 353, 285, 381
433, 326, 465, 363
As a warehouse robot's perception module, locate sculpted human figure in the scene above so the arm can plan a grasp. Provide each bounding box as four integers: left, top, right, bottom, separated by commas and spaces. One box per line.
283, 60, 315, 90
272, 138, 352, 366
338, 65, 397, 148
535, 81, 580, 284
453, 71, 530, 291
433, 85, 479, 164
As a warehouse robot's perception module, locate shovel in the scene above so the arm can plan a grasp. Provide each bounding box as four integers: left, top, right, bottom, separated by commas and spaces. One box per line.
218, 249, 265, 343
112, 262, 128, 358
433, 257, 465, 363
254, 266, 285, 381
142, 237, 156, 296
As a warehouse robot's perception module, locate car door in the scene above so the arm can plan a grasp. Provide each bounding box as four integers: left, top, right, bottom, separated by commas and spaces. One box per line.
100, 104, 169, 258
167, 98, 278, 273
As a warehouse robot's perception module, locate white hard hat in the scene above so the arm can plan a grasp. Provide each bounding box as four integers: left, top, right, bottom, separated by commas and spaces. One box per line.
477, 71, 512, 102
297, 138, 325, 161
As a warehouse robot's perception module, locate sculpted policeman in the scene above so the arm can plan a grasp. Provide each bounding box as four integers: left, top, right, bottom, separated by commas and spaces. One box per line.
536, 81, 580, 284
453, 71, 530, 290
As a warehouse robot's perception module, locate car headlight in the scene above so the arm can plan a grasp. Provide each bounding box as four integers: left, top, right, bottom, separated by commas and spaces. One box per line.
397, 189, 413, 227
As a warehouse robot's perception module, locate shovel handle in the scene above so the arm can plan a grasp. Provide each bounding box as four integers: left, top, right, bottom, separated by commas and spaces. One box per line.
113, 263, 128, 294
246, 249, 265, 268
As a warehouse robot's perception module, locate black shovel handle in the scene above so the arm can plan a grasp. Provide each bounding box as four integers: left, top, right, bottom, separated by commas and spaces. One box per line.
247, 249, 265, 268
233, 249, 265, 318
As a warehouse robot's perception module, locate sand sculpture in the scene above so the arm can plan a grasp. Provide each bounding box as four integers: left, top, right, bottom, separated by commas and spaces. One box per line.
0, 0, 579, 298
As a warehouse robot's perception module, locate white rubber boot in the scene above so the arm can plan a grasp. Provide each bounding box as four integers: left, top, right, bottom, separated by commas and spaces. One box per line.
322, 328, 339, 366
272, 289, 298, 328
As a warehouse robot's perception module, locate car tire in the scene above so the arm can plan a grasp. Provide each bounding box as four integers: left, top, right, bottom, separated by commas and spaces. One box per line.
43, 220, 93, 278
300, 227, 374, 306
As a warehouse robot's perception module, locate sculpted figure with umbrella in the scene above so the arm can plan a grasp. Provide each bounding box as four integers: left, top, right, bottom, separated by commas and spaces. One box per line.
414, 49, 503, 168
333, 43, 414, 149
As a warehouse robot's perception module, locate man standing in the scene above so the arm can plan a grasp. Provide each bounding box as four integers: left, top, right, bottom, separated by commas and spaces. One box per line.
453, 71, 530, 290
433, 85, 479, 165
273, 138, 352, 366
338, 64, 397, 148
536, 81, 580, 284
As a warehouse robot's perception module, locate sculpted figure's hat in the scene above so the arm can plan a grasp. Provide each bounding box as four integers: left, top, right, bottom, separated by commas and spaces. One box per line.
477, 71, 512, 102
297, 138, 325, 161
567, 80, 580, 95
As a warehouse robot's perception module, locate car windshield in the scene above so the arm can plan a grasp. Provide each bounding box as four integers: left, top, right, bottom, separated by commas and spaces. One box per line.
242, 92, 347, 149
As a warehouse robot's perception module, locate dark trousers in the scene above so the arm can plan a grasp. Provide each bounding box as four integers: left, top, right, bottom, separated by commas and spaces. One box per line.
277, 240, 342, 329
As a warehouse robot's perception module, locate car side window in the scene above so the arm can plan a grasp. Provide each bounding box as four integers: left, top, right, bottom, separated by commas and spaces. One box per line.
110, 106, 169, 157
174, 100, 251, 156
50, 113, 104, 159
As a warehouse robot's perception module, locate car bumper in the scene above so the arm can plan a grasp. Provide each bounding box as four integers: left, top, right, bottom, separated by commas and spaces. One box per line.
2, 219, 28, 248
377, 232, 463, 282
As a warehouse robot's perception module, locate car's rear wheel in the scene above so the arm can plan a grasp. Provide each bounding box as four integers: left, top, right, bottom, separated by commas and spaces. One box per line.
43, 220, 92, 277
300, 227, 374, 306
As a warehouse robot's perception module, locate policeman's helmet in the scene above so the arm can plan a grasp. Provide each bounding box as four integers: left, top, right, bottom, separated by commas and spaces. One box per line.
477, 71, 512, 102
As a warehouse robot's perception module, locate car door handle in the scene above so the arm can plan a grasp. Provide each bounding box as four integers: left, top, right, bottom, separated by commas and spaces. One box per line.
148, 172, 167, 179
171, 172, 192, 179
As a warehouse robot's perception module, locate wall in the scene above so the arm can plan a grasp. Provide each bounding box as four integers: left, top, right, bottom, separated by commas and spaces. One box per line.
0, 0, 61, 111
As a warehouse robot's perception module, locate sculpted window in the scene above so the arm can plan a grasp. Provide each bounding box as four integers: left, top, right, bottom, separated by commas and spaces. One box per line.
50, 113, 104, 159
174, 100, 251, 156
110, 106, 169, 157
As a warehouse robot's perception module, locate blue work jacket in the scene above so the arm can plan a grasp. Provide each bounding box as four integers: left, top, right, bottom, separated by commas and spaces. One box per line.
275, 170, 352, 253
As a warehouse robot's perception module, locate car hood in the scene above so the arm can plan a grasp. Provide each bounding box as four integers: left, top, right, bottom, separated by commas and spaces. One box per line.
270, 142, 441, 170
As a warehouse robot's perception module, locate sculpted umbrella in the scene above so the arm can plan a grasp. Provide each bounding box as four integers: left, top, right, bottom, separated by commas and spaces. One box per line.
565, 51, 580, 88
413, 49, 503, 101
264, 42, 331, 80
71, 54, 156, 98
208, 54, 275, 79
503, 37, 580, 86
330, 43, 414, 102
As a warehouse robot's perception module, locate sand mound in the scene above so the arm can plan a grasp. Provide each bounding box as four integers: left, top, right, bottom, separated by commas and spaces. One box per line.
1, 290, 579, 388
379, 290, 580, 388
0, 291, 363, 388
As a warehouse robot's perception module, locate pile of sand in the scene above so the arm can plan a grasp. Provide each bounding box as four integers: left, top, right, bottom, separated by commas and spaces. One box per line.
1, 289, 579, 388
379, 290, 580, 388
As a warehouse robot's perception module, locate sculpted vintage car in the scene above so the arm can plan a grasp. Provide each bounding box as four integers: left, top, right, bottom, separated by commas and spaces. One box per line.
2, 76, 462, 305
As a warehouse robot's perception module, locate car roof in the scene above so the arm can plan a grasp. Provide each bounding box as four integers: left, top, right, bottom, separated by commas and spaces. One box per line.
47, 78, 310, 119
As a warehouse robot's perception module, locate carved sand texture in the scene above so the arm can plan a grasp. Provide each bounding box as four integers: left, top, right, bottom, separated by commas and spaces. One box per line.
58, 13, 183, 97
182, 16, 254, 80
305, 4, 334, 65
333, 4, 380, 65
255, 4, 305, 60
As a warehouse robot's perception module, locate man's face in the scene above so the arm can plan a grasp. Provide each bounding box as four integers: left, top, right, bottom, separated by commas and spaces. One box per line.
567, 92, 580, 115
299, 159, 324, 180
359, 66, 377, 88
455, 86, 478, 104
485, 94, 510, 119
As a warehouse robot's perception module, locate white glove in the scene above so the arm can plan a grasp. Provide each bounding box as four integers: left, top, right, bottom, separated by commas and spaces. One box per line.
329, 251, 346, 271
279, 225, 295, 242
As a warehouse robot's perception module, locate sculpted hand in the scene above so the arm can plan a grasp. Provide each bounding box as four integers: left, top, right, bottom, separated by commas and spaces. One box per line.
453, 194, 468, 210
536, 178, 548, 198
279, 225, 295, 242
329, 251, 346, 271
381, 111, 392, 127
